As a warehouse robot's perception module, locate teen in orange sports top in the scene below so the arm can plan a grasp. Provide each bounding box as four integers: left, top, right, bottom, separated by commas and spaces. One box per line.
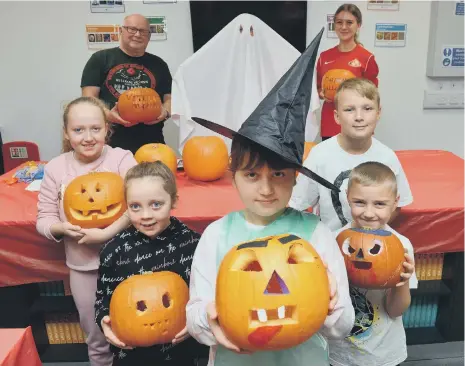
317, 3, 379, 140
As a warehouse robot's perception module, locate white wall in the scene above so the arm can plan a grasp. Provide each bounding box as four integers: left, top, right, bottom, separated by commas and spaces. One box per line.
0, 0, 463, 161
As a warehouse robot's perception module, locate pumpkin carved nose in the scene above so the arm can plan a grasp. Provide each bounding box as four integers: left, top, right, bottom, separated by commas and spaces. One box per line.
356, 248, 364, 259
264, 271, 289, 295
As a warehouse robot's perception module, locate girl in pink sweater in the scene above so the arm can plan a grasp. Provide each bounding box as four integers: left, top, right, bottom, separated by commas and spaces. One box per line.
36, 96, 137, 366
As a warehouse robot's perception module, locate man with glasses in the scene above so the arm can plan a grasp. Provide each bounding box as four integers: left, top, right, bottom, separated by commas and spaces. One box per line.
81, 14, 172, 154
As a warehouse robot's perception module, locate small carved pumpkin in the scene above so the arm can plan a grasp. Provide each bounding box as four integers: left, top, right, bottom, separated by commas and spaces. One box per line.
134, 143, 178, 175
216, 234, 329, 351
118, 88, 162, 124
322, 69, 356, 101
63, 172, 126, 229
336, 228, 405, 289
110, 272, 189, 347
182, 136, 229, 181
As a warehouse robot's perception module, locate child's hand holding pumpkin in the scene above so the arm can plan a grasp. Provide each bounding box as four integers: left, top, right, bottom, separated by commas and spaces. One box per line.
101, 315, 133, 350
326, 264, 339, 315
396, 251, 415, 287
206, 302, 253, 355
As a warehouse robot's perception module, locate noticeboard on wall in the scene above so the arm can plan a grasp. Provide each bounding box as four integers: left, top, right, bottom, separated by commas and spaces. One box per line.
426, 1, 464, 77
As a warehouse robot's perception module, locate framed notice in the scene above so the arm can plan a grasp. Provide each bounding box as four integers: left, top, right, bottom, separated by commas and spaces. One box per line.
375, 23, 407, 47
147, 16, 167, 41
90, 0, 125, 13
368, 0, 399, 11
86, 25, 120, 49
327, 15, 337, 38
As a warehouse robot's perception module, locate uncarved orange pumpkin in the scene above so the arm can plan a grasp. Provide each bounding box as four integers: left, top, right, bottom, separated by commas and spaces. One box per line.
134, 143, 178, 175
182, 136, 229, 181
322, 69, 356, 101
63, 172, 126, 229
110, 272, 189, 347
216, 234, 329, 351
337, 228, 405, 289
118, 88, 162, 124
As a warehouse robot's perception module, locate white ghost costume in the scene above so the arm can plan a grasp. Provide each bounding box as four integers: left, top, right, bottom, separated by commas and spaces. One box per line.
171, 13, 320, 154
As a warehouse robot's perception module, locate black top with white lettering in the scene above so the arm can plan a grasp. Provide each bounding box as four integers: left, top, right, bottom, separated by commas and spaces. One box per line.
95, 217, 208, 365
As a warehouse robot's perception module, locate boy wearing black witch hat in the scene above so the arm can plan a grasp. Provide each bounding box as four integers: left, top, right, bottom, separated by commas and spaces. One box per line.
185, 29, 354, 366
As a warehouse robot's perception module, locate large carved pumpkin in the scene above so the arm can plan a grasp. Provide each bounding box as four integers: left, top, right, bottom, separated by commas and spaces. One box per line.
134, 143, 178, 175
182, 136, 229, 181
337, 228, 405, 289
110, 272, 189, 347
63, 172, 126, 229
216, 234, 329, 351
322, 69, 356, 101
118, 88, 162, 124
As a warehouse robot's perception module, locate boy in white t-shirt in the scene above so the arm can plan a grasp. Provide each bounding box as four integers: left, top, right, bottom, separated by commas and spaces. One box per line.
289, 78, 413, 231
329, 161, 417, 366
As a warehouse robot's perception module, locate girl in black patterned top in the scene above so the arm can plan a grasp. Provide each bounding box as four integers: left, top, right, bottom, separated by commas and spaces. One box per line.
95, 161, 208, 365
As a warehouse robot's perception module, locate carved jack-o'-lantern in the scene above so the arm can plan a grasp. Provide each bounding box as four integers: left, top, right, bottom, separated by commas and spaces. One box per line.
322, 69, 356, 101
110, 272, 189, 347
216, 234, 329, 351
337, 228, 405, 289
118, 88, 162, 125
63, 172, 126, 229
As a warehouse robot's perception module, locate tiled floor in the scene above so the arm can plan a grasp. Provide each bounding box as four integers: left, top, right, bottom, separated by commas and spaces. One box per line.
43, 342, 464, 366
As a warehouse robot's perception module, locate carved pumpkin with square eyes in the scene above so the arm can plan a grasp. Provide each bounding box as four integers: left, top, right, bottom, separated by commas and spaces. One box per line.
216, 234, 329, 351
110, 272, 189, 347
336, 228, 405, 289
63, 172, 126, 229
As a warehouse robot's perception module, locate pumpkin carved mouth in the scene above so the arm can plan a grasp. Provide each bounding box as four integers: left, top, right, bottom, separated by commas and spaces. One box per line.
69, 203, 123, 220
250, 305, 296, 326
352, 260, 373, 270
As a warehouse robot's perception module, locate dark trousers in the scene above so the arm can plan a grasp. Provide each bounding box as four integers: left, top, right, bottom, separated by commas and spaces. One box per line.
110, 122, 165, 154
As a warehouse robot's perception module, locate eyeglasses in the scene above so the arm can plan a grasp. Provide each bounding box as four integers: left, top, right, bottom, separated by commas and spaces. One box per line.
122, 26, 150, 37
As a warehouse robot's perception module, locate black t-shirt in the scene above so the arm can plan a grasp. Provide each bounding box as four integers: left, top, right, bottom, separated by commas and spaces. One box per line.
95, 217, 208, 365
81, 47, 173, 153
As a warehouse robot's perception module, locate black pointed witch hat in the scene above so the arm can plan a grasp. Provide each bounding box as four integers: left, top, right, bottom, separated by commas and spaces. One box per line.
192, 28, 339, 192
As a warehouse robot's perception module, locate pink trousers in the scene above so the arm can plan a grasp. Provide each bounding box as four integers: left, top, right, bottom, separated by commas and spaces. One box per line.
69, 269, 113, 366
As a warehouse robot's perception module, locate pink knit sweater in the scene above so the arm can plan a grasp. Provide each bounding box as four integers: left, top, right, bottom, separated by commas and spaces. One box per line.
36, 145, 137, 271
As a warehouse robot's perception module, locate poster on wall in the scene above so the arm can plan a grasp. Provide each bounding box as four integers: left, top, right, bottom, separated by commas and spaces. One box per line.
375, 23, 407, 47
90, 0, 125, 13
441, 46, 464, 67
326, 15, 337, 38
86, 25, 120, 49
147, 16, 167, 41
455, 0, 464, 15
368, 0, 399, 11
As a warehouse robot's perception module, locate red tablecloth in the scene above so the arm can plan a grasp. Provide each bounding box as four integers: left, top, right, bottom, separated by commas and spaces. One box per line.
0, 150, 463, 287
0, 327, 41, 366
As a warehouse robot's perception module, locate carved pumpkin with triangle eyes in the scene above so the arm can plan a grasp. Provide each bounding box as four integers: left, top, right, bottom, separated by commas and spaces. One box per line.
336, 228, 405, 289
63, 172, 126, 229
216, 234, 329, 351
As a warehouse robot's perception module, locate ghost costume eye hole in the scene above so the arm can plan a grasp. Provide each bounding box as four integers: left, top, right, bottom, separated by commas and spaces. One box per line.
239, 24, 243, 33
250, 25, 254, 36
369, 239, 383, 256
342, 238, 356, 255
